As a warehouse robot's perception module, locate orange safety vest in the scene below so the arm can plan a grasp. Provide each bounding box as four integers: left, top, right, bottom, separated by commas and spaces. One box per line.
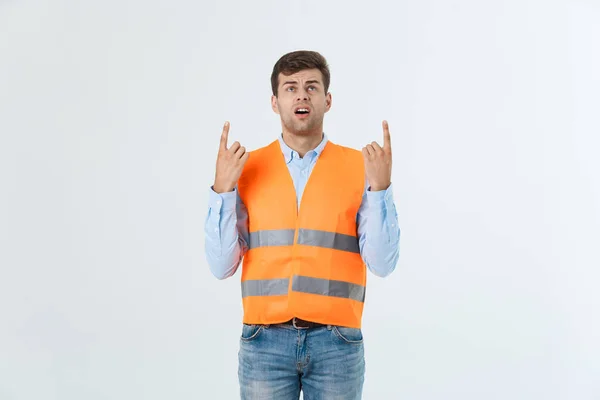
237, 138, 367, 329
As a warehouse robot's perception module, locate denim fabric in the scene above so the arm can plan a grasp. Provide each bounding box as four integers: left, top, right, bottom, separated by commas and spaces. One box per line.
238, 323, 365, 399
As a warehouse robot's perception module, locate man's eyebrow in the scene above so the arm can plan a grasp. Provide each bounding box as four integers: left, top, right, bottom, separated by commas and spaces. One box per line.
282, 80, 322, 86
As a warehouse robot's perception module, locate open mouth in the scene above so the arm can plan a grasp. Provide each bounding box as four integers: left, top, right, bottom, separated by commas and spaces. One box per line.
294, 106, 311, 119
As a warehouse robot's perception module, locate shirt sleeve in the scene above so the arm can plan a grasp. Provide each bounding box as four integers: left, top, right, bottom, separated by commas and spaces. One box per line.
356, 181, 401, 277
204, 185, 249, 279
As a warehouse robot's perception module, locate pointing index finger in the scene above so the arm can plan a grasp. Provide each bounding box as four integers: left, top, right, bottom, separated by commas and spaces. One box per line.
220, 121, 230, 150
382, 120, 391, 149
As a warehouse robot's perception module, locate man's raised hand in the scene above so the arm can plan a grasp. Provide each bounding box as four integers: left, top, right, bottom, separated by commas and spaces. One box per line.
213, 121, 249, 193
362, 120, 392, 192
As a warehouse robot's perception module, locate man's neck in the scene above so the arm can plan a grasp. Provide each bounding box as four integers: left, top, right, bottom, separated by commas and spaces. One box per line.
281, 130, 323, 158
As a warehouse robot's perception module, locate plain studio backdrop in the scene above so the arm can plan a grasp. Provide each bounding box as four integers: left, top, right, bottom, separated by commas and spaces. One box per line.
1, 0, 599, 399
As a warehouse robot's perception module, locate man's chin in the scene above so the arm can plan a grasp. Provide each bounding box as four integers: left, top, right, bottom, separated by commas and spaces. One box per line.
289, 121, 320, 135
292, 126, 313, 134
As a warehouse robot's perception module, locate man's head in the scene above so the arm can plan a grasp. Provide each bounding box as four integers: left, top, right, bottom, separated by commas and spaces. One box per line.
270, 50, 332, 136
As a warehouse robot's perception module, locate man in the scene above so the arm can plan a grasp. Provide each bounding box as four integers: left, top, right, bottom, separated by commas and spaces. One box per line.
204, 50, 400, 399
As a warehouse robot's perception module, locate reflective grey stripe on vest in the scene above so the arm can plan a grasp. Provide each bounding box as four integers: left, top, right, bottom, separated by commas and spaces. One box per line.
292, 275, 365, 302
297, 229, 360, 254
248, 228, 359, 253
241, 278, 289, 297
248, 229, 295, 249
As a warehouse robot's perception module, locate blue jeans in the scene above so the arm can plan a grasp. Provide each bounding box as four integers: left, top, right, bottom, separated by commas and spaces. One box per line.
238, 322, 365, 399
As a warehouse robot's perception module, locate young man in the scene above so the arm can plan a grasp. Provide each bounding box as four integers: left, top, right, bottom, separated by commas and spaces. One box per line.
204, 50, 400, 399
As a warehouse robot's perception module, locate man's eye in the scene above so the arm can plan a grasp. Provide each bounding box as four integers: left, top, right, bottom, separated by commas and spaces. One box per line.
287, 87, 294, 91
308, 86, 316, 90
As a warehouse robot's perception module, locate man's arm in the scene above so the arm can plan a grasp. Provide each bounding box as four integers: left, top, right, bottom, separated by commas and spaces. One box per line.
357, 181, 401, 277
358, 119, 399, 276
204, 186, 249, 279
205, 121, 250, 279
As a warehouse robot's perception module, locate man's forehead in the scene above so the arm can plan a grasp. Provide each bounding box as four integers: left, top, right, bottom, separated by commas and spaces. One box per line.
279, 69, 322, 84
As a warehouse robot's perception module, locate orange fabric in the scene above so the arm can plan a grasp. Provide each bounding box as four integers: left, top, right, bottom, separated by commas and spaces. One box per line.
237, 139, 367, 328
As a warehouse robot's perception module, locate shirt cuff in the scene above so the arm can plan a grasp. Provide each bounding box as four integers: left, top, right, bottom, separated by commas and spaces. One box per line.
209, 186, 237, 212
366, 182, 395, 208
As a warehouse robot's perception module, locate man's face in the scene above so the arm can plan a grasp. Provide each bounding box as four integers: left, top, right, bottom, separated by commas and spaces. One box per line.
271, 68, 331, 135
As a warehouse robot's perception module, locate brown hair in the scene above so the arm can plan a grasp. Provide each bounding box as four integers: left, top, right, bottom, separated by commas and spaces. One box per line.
270, 50, 330, 97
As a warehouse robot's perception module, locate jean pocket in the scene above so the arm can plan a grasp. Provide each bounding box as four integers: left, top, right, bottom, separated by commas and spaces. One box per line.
332, 326, 363, 344
240, 324, 263, 342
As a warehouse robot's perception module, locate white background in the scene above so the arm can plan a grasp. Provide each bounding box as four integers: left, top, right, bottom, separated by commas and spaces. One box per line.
1, 0, 599, 399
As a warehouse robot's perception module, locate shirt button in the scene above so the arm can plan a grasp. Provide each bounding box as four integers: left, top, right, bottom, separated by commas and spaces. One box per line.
214, 228, 218, 233
216, 200, 221, 206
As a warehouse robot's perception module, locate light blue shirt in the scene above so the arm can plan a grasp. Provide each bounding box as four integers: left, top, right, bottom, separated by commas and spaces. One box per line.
204, 133, 400, 280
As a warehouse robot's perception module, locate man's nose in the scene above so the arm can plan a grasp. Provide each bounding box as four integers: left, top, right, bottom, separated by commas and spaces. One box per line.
296, 88, 309, 100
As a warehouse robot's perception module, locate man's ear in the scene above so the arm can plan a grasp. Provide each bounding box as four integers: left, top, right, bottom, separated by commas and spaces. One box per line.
271, 95, 279, 114
325, 92, 332, 112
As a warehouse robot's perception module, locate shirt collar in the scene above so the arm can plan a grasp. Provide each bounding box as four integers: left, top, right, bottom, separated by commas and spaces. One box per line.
278, 132, 329, 163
